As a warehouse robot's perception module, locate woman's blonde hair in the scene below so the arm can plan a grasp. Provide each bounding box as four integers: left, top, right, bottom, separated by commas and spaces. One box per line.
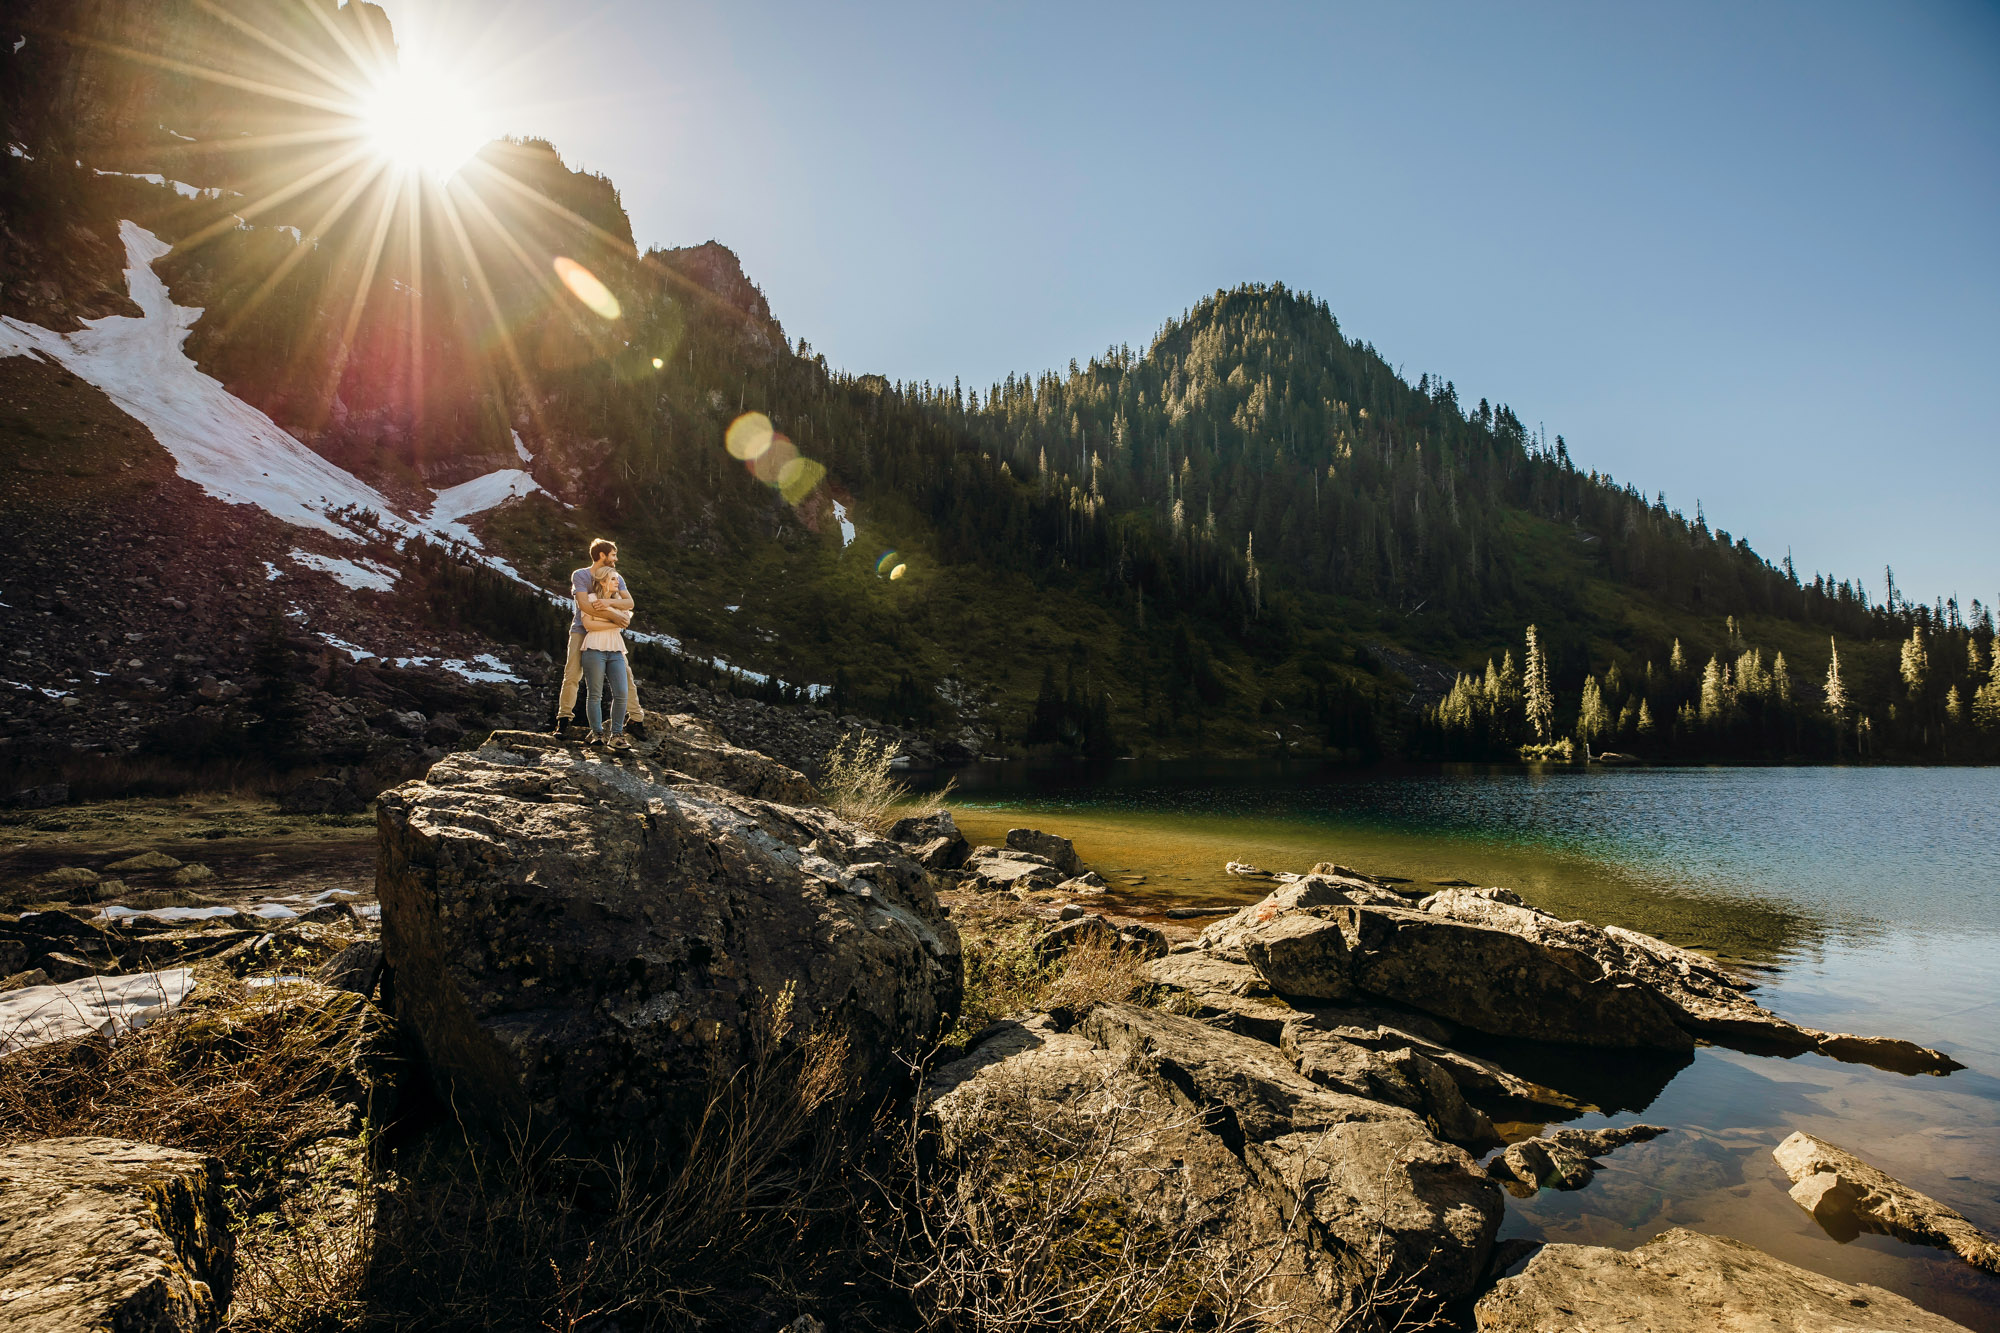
591, 567, 618, 597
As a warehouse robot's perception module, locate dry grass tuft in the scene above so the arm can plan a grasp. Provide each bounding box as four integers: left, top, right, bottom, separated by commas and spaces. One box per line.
817, 733, 953, 833
939, 900, 1156, 1059
362, 985, 862, 1332
0, 971, 390, 1198
864, 1068, 1280, 1333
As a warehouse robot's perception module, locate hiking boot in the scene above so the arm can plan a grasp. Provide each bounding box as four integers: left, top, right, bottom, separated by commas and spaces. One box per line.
584, 729, 606, 747
625, 718, 648, 742
551, 716, 574, 738
606, 733, 633, 752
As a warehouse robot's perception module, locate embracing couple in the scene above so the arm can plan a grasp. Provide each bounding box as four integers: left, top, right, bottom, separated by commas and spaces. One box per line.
553, 537, 648, 751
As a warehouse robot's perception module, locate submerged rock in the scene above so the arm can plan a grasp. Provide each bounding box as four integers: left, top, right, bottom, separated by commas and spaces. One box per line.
1773, 1131, 2000, 1275
377, 731, 960, 1160
1487, 1123, 1669, 1197
0, 1136, 234, 1333
1473, 1227, 1973, 1332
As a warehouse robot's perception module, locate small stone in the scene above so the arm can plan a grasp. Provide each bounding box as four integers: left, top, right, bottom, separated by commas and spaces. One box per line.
39, 866, 100, 889
170, 863, 215, 886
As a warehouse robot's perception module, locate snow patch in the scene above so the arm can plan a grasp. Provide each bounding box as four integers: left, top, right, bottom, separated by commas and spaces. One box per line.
91, 169, 229, 201
101, 905, 236, 923
262, 561, 283, 580
831, 498, 856, 547
290, 549, 398, 593
162, 125, 196, 142
426, 467, 546, 541
512, 429, 533, 462
389, 652, 523, 685
5, 679, 70, 699
7, 143, 29, 160
276, 225, 301, 243
1, 968, 195, 1055
0, 223, 420, 543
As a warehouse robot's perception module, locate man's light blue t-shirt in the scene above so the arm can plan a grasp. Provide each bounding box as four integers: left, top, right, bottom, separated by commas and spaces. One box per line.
570, 567, 628, 634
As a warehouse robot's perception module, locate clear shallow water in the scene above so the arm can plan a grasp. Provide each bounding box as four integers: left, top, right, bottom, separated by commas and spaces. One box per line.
933, 761, 2000, 1327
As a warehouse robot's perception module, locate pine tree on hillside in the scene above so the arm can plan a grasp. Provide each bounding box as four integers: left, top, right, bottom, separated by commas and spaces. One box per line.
1824, 638, 1848, 719
1523, 625, 1553, 742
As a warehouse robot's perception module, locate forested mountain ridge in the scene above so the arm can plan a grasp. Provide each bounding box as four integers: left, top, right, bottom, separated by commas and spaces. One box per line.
5, 0, 1994, 764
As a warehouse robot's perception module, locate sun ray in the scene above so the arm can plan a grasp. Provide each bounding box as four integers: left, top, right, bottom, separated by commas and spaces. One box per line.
216, 154, 389, 341
431, 184, 549, 443
188, 0, 362, 97
176, 142, 376, 251
316, 170, 408, 424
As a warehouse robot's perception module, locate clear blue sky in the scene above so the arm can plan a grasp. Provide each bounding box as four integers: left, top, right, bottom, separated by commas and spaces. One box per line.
398, 0, 2000, 610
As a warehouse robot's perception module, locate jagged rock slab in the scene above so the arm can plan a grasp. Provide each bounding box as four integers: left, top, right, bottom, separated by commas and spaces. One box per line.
959, 847, 1064, 893
1293, 1011, 1583, 1116
887, 810, 970, 871
377, 732, 960, 1159
927, 1003, 1502, 1326
1489, 1123, 1668, 1197
1473, 1227, 1973, 1332
1774, 1131, 2000, 1274
1423, 891, 1960, 1074
0, 1137, 234, 1333
1035, 914, 1168, 962
1005, 827, 1081, 876
1145, 953, 1300, 1042
1279, 1017, 1497, 1148
1196, 874, 1409, 962
625, 717, 814, 804
1340, 904, 1694, 1050
1238, 910, 1356, 1001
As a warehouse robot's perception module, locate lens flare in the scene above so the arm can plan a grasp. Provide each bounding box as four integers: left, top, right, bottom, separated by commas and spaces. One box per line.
553, 256, 620, 320
777, 456, 826, 504
651, 356, 664, 369
875, 551, 899, 576
726, 412, 774, 461
889, 563, 908, 580
750, 434, 799, 486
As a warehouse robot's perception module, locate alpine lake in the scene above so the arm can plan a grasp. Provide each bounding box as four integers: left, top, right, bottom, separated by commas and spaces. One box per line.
922, 761, 2000, 1329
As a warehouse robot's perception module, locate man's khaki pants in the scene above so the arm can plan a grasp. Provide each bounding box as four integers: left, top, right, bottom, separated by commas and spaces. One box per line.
557, 632, 646, 724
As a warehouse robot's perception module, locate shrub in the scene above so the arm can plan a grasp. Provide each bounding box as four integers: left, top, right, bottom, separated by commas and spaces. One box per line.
817, 733, 951, 833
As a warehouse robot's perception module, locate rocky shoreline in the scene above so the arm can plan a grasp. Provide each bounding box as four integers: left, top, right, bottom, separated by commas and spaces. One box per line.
0, 719, 1993, 1331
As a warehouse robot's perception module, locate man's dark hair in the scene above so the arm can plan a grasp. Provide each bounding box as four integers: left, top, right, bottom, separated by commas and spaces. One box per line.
588, 538, 617, 562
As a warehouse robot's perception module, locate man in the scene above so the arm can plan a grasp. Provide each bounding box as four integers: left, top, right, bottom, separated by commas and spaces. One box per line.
553, 538, 648, 740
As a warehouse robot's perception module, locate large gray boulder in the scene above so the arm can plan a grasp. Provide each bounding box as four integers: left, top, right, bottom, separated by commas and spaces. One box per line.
1338, 904, 1694, 1050
1473, 1227, 1973, 1332
926, 1002, 1502, 1328
1774, 1131, 2000, 1274
377, 732, 961, 1160
0, 1137, 234, 1333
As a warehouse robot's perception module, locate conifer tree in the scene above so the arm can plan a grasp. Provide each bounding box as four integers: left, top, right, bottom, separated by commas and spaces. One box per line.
1900, 627, 1928, 695
1523, 625, 1553, 742
1637, 699, 1656, 739
1824, 638, 1847, 719
1669, 639, 1687, 675
1577, 675, 1610, 750
1772, 652, 1792, 706
1699, 655, 1729, 723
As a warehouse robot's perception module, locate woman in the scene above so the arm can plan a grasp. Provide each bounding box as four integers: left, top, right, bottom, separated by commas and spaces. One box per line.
576, 566, 633, 750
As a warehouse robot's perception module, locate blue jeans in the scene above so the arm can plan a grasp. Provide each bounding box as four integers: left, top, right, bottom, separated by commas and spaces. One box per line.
580, 649, 628, 735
